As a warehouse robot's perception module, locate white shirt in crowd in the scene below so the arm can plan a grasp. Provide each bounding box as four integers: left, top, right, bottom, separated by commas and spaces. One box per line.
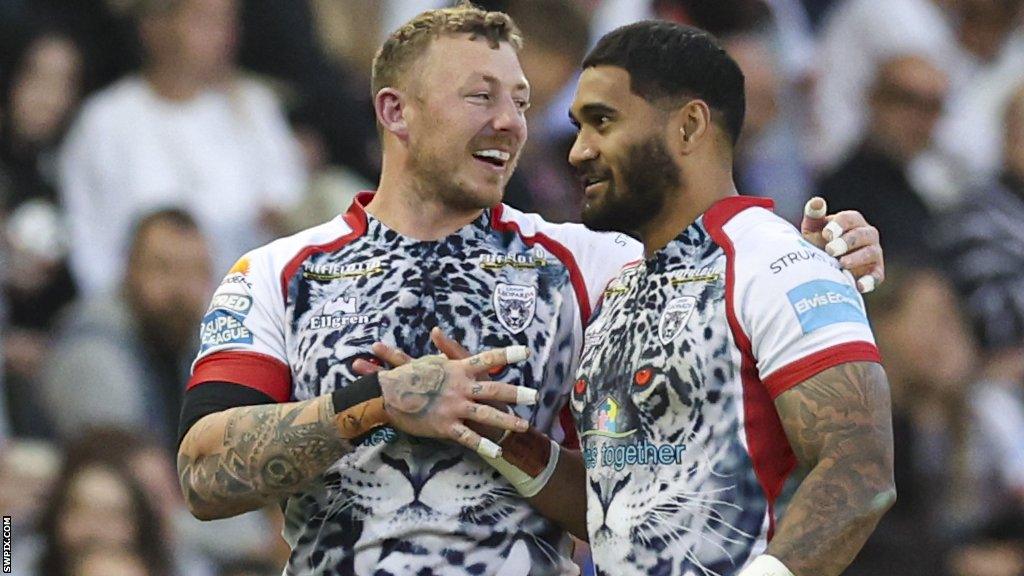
59, 75, 307, 295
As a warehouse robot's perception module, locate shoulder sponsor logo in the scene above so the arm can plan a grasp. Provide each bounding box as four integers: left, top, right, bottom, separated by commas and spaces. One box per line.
669, 266, 721, 286
493, 283, 536, 334
308, 295, 374, 330
303, 258, 386, 281
200, 308, 252, 352
228, 256, 250, 277
787, 279, 868, 334
770, 240, 839, 274
479, 249, 549, 270
658, 296, 697, 345
208, 293, 252, 314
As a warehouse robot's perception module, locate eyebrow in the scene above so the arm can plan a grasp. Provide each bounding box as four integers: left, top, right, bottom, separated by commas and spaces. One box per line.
480, 73, 530, 93
569, 103, 618, 126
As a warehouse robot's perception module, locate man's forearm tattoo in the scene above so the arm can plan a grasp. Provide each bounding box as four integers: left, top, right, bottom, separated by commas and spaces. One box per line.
177, 396, 352, 515
769, 362, 895, 576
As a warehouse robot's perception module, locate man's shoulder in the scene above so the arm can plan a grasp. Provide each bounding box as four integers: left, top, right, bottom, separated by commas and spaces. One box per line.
75, 76, 149, 122
245, 215, 359, 274
493, 203, 639, 251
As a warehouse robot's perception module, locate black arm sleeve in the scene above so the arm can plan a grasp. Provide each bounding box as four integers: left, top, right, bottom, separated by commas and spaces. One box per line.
178, 374, 385, 448
178, 382, 275, 448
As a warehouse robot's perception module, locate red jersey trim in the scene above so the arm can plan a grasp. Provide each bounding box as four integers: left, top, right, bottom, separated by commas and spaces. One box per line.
278, 191, 372, 301
490, 204, 588, 450
705, 195, 794, 541
762, 341, 882, 399
489, 205, 592, 324
188, 351, 292, 403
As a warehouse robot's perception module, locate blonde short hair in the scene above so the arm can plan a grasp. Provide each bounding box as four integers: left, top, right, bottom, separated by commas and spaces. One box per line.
371, 1, 523, 97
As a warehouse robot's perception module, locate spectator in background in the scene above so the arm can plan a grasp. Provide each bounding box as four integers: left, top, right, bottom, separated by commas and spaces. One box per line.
70, 548, 152, 576
41, 209, 212, 452
811, 0, 965, 170
34, 435, 173, 576
58, 0, 306, 296
723, 28, 813, 224
500, 0, 592, 221
817, 54, 948, 255
0, 27, 85, 438
851, 261, 1024, 576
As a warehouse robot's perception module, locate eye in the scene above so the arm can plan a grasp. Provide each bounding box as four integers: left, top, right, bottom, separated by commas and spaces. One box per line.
515, 99, 531, 111
596, 115, 612, 129
469, 92, 491, 102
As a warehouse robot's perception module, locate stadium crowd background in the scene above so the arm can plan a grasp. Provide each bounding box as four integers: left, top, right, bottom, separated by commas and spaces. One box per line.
0, 0, 1022, 574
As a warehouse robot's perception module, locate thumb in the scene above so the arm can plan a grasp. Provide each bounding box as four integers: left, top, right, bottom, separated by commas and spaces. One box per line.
801, 197, 828, 238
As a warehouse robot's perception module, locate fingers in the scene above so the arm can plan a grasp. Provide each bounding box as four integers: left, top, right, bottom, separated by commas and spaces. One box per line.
801, 197, 828, 235
450, 422, 502, 458
430, 327, 471, 360
462, 402, 529, 433
463, 380, 538, 406
462, 346, 529, 375
352, 358, 383, 375
825, 224, 879, 258
371, 342, 413, 367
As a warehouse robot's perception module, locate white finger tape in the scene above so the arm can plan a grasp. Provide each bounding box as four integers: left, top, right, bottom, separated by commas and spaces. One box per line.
506, 346, 529, 364
823, 220, 844, 242
804, 198, 827, 219
516, 386, 538, 406
477, 437, 502, 459
857, 274, 877, 293
826, 236, 849, 257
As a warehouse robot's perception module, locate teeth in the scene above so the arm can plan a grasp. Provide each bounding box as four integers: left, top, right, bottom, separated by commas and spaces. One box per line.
475, 149, 510, 162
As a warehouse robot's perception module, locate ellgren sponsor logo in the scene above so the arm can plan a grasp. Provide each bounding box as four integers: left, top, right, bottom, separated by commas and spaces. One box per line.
787, 279, 867, 334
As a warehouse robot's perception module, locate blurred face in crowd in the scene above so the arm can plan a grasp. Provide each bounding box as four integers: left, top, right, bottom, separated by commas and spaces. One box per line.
397, 35, 529, 210
953, 0, 1023, 62
873, 269, 977, 400
59, 465, 138, 552
9, 35, 82, 148
569, 66, 681, 234
724, 34, 778, 144
867, 55, 948, 163
142, 0, 239, 83
125, 218, 212, 353
1004, 86, 1024, 181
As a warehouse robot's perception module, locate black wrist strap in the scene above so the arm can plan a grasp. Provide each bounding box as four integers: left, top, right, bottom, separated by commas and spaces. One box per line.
331, 372, 383, 414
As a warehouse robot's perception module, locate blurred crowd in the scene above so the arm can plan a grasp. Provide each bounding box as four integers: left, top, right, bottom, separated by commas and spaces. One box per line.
0, 0, 1022, 575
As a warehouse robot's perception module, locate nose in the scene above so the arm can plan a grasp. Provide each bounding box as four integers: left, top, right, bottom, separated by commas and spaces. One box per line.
568, 132, 598, 169
492, 94, 527, 140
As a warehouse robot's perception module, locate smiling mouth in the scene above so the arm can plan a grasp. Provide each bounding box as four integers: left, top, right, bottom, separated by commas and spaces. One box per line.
472, 149, 511, 170
583, 176, 610, 195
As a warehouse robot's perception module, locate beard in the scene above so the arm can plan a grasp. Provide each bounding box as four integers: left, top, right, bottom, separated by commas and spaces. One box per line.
581, 136, 680, 234
407, 133, 517, 211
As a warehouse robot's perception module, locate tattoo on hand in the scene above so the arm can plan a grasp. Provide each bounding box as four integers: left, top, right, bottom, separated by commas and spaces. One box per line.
380, 356, 448, 417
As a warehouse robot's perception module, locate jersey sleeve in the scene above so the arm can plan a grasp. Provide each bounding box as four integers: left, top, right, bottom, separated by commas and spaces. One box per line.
730, 213, 881, 399
188, 247, 292, 402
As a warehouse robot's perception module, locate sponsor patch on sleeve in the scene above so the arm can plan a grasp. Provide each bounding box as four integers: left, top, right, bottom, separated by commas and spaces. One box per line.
200, 302, 253, 352
786, 279, 868, 334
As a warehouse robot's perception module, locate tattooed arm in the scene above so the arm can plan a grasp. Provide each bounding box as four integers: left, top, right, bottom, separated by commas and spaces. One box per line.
177, 394, 350, 520
178, 348, 532, 521
767, 362, 896, 576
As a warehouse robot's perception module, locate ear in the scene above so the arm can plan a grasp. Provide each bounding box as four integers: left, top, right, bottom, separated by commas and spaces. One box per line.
673, 99, 712, 155
374, 88, 410, 140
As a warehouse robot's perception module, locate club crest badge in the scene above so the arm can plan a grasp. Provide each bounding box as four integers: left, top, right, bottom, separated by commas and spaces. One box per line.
658, 296, 697, 345
493, 283, 536, 334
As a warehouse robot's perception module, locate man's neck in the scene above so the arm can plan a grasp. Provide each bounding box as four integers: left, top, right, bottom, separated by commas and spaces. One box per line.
368, 166, 484, 241
639, 170, 738, 259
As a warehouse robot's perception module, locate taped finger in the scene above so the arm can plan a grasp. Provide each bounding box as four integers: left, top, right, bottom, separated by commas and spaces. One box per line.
857, 274, 877, 294
823, 220, 845, 243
